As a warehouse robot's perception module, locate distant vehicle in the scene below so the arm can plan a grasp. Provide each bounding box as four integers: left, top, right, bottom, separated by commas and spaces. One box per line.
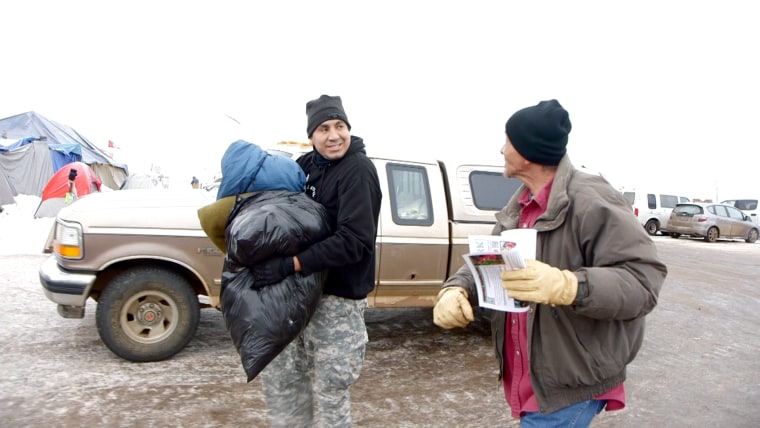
668, 203, 759, 243
720, 199, 758, 224
622, 190, 690, 235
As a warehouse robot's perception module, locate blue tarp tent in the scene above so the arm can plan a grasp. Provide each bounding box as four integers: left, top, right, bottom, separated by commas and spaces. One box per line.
0, 112, 128, 195
0, 169, 16, 206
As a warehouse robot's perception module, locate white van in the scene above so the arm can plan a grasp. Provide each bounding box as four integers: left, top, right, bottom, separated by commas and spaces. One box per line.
720, 199, 758, 224
623, 190, 690, 235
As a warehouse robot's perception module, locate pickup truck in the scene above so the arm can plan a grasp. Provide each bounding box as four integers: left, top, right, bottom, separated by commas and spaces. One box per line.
39, 154, 522, 362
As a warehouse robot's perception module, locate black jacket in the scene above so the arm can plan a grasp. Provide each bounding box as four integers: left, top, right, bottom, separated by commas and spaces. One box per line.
296, 136, 382, 299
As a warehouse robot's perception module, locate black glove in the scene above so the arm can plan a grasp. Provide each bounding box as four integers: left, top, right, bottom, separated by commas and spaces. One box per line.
251, 257, 295, 287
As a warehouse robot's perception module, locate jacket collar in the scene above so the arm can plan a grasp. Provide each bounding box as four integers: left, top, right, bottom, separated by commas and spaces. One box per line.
496, 155, 575, 231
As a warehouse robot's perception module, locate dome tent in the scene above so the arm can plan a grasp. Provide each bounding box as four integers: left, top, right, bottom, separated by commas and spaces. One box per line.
34, 162, 101, 218
120, 172, 157, 190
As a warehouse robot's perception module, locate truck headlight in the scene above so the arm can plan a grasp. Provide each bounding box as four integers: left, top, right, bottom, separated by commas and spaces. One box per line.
54, 220, 84, 259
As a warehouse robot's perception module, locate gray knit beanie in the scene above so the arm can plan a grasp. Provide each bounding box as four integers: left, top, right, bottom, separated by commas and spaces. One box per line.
306, 95, 351, 138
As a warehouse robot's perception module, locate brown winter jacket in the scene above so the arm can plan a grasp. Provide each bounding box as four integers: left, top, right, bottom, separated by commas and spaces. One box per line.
442, 155, 667, 414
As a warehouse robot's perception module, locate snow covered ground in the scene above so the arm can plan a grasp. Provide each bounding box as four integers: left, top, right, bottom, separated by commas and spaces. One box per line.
0, 195, 55, 256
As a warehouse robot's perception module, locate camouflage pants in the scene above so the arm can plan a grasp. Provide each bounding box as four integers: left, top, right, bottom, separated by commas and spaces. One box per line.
260, 295, 368, 428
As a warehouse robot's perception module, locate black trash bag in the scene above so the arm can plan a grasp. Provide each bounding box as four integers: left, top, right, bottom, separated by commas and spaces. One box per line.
221, 261, 324, 382
225, 191, 330, 266
221, 190, 330, 382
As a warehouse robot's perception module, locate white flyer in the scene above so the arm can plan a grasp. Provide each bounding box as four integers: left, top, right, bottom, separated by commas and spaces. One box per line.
463, 229, 537, 312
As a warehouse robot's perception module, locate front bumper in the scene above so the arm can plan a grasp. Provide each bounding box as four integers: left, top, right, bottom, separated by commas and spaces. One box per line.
39, 255, 96, 311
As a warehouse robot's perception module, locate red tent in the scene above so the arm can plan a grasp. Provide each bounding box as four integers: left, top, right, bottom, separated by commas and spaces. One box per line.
34, 162, 101, 218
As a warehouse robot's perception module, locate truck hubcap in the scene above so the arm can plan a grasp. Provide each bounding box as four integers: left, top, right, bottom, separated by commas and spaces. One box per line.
120, 290, 178, 344
137, 302, 162, 325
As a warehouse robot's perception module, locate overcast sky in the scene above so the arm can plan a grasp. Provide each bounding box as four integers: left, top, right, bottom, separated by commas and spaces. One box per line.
2, 1, 757, 200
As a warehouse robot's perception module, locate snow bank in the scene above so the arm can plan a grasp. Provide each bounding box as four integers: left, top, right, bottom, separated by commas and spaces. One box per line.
0, 195, 55, 256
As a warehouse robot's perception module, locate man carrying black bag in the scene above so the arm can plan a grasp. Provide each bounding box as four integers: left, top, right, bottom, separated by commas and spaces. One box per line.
254, 95, 382, 428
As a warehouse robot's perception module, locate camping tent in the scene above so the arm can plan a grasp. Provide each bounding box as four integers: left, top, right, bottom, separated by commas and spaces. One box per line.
120, 172, 157, 190
0, 112, 128, 195
34, 162, 102, 218
0, 171, 17, 206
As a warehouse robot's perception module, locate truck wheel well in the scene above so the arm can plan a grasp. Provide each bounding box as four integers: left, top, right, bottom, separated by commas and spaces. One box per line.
90, 259, 207, 303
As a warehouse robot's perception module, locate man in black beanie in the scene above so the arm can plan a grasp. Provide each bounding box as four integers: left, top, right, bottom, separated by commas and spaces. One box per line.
306, 94, 351, 139
434, 100, 666, 425
255, 94, 382, 427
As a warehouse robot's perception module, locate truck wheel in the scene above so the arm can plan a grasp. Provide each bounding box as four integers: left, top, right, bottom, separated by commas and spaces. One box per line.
96, 267, 200, 362
644, 220, 659, 235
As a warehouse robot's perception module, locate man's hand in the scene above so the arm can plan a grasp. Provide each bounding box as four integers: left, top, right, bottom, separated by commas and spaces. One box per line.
433, 287, 474, 329
252, 257, 295, 287
500, 259, 578, 306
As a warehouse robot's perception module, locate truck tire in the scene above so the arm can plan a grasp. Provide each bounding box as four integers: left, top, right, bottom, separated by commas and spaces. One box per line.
96, 267, 200, 362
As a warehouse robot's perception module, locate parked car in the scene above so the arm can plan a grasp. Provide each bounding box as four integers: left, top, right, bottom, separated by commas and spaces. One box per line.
39, 154, 524, 362
622, 189, 690, 235
720, 199, 758, 224
668, 203, 759, 243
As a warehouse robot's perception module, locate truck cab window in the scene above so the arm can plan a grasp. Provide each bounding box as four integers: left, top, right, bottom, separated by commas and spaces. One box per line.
470, 171, 522, 211
387, 163, 433, 226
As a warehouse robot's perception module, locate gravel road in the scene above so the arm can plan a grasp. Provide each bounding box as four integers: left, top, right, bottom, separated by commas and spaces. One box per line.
1, 237, 759, 427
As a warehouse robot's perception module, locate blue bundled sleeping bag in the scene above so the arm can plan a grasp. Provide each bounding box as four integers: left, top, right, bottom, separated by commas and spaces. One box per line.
217, 140, 305, 198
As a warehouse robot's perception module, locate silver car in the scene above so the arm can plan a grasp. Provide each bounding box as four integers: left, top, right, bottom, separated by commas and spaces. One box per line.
668, 203, 759, 243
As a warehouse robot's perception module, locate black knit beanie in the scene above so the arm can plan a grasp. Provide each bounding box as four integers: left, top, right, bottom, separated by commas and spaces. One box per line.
505, 99, 572, 166
306, 95, 351, 138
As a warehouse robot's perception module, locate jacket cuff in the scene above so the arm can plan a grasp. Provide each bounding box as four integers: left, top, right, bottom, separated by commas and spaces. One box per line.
281, 256, 295, 276
573, 280, 589, 304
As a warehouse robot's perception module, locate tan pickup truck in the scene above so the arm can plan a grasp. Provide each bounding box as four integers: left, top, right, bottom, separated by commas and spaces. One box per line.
39, 154, 521, 362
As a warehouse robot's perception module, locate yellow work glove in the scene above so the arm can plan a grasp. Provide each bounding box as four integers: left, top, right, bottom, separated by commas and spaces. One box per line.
500, 259, 578, 306
433, 287, 474, 329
